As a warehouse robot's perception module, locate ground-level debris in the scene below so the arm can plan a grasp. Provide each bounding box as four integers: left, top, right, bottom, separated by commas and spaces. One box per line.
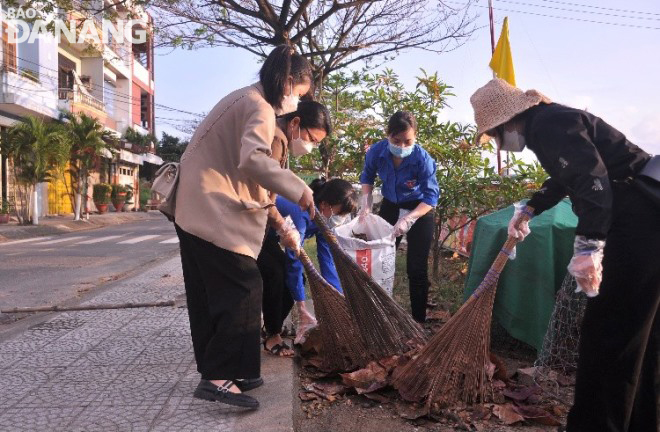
1, 300, 176, 313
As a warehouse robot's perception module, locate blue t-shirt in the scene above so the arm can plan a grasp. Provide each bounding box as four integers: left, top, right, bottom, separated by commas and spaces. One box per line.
359, 139, 440, 206
272, 196, 342, 301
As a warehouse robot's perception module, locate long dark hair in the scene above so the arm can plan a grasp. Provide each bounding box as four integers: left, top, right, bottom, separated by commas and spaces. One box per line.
309, 178, 358, 214
259, 45, 314, 111
387, 111, 417, 136
280, 101, 332, 136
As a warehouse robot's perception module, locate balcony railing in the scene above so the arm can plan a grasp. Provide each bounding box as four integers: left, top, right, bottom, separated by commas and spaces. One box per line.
58, 87, 105, 112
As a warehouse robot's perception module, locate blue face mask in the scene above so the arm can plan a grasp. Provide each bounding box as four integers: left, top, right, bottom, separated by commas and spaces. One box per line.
388, 142, 414, 158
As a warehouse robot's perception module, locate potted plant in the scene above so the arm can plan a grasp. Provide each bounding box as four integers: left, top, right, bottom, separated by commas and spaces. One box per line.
93, 183, 112, 214
0, 199, 11, 224
111, 184, 128, 212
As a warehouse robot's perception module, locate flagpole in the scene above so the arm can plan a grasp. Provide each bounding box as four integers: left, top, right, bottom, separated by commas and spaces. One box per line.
488, 0, 503, 174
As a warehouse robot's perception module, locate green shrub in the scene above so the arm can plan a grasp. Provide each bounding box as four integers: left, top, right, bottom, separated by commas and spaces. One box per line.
111, 184, 128, 199
1, 199, 11, 214
93, 183, 112, 204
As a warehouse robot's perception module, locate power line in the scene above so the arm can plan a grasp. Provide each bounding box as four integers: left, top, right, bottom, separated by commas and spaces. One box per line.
493, 0, 660, 22
9, 54, 206, 117
450, 1, 660, 30
537, 0, 660, 17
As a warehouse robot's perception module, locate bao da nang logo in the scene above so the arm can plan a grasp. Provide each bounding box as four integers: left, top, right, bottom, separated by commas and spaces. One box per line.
3, 7, 148, 45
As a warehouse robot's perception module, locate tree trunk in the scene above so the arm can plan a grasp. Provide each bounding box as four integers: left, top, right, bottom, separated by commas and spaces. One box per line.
31, 187, 39, 225
73, 173, 83, 221
432, 210, 444, 278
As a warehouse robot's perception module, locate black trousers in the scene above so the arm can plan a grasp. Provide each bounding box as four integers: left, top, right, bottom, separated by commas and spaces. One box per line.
175, 225, 262, 381
567, 183, 660, 432
379, 198, 435, 323
258, 234, 295, 336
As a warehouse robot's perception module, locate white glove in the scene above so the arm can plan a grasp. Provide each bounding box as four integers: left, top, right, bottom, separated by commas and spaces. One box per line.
393, 213, 419, 238
276, 216, 301, 255
507, 202, 534, 260
358, 193, 373, 223
568, 236, 605, 297
508, 202, 533, 240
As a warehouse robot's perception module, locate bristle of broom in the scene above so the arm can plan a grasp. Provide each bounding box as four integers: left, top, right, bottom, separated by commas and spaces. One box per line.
390, 211, 528, 406
393, 272, 499, 405
314, 214, 427, 360
299, 249, 368, 371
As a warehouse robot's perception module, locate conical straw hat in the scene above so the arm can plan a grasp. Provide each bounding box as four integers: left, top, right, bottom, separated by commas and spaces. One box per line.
470, 78, 551, 143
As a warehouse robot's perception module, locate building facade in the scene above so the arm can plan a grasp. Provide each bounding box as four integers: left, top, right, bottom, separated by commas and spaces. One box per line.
0, 0, 161, 217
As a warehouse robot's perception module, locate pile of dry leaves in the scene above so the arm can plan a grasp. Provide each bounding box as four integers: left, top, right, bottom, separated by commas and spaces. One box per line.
297, 313, 574, 430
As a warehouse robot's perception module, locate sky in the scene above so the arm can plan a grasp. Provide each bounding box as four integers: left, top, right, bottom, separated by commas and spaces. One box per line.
154, 0, 660, 156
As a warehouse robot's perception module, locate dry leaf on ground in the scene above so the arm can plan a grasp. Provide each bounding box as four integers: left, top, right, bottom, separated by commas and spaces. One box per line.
340, 361, 388, 394
493, 403, 525, 425
503, 385, 542, 402
513, 404, 562, 426
394, 401, 427, 420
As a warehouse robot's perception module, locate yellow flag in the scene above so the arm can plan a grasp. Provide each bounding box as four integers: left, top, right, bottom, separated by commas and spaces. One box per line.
489, 17, 516, 86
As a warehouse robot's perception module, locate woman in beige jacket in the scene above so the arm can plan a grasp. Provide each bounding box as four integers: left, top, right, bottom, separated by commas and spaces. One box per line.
174, 46, 315, 409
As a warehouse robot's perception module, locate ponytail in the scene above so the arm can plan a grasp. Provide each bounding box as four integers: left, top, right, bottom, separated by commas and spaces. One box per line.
309, 177, 327, 206
260, 45, 314, 111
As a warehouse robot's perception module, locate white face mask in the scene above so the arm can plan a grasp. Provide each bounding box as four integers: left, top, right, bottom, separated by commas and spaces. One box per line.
499, 130, 527, 152
290, 126, 314, 157
277, 82, 299, 115
326, 208, 349, 229
496, 118, 527, 152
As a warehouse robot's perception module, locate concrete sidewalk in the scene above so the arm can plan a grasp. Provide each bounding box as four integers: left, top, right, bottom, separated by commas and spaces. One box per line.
0, 211, 164, 243
0, 257, 295, 431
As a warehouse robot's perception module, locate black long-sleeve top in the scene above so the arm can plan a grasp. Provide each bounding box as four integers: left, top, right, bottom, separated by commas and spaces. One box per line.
524, 103, 650, 240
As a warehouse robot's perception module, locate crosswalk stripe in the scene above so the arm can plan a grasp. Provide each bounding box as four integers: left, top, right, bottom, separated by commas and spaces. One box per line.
1, 237, 54, 246
77, 235, 125, 244
117, 235, 160, 244
33, 236, 88, 245
159, 237, 179, 244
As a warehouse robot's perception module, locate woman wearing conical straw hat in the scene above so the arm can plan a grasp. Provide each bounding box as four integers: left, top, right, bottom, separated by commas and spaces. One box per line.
470, 78, 658, 432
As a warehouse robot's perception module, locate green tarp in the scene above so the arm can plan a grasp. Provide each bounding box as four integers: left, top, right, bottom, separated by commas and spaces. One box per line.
463, 199, 577, 351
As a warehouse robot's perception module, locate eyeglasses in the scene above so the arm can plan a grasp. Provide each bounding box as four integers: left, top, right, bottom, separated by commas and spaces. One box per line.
304, 127, 323, 145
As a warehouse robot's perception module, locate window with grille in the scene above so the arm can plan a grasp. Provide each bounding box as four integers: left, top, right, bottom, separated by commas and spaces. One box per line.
2, 23, 17, 73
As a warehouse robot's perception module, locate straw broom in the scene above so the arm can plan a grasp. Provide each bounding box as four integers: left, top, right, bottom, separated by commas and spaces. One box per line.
298, 248, 368, 371
314, 213, 427, 361
392, 209, 533, 407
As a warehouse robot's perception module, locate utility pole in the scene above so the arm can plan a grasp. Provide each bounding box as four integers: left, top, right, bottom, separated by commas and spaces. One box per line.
488, 0, 503, 174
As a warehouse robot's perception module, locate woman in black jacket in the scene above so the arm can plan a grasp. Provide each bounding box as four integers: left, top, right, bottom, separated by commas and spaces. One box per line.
471, 78, 658, 432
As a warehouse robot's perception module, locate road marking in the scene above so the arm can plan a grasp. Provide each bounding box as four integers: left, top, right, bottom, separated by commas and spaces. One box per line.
159, 237, 179, 244
33, 236, 88, 245
77, 235, 125, 244
0, 237, 54, 246
117, 235, 160, 244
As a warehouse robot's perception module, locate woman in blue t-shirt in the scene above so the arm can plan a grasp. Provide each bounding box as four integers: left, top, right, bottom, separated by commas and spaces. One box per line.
359, 111, 440, 323
258, 178, 357, 354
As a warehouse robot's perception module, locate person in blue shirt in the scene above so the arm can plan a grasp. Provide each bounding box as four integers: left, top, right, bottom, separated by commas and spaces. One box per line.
259, 178, 357, 354
359, 111, 440, 323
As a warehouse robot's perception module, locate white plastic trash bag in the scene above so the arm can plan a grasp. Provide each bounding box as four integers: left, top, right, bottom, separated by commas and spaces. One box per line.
333, 214, 397, 296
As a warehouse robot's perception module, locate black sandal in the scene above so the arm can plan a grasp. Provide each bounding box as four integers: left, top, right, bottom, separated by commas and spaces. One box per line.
263, 339, 294, 357
193, 379, 259, 409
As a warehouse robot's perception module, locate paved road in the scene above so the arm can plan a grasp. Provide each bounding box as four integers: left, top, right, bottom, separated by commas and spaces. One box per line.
0, 257, 294, 431
0, 217, 180, 313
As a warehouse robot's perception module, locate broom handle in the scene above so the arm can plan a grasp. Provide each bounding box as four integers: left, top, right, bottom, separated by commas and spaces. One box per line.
469, 205, 534, 299
298, 247, 327, 287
